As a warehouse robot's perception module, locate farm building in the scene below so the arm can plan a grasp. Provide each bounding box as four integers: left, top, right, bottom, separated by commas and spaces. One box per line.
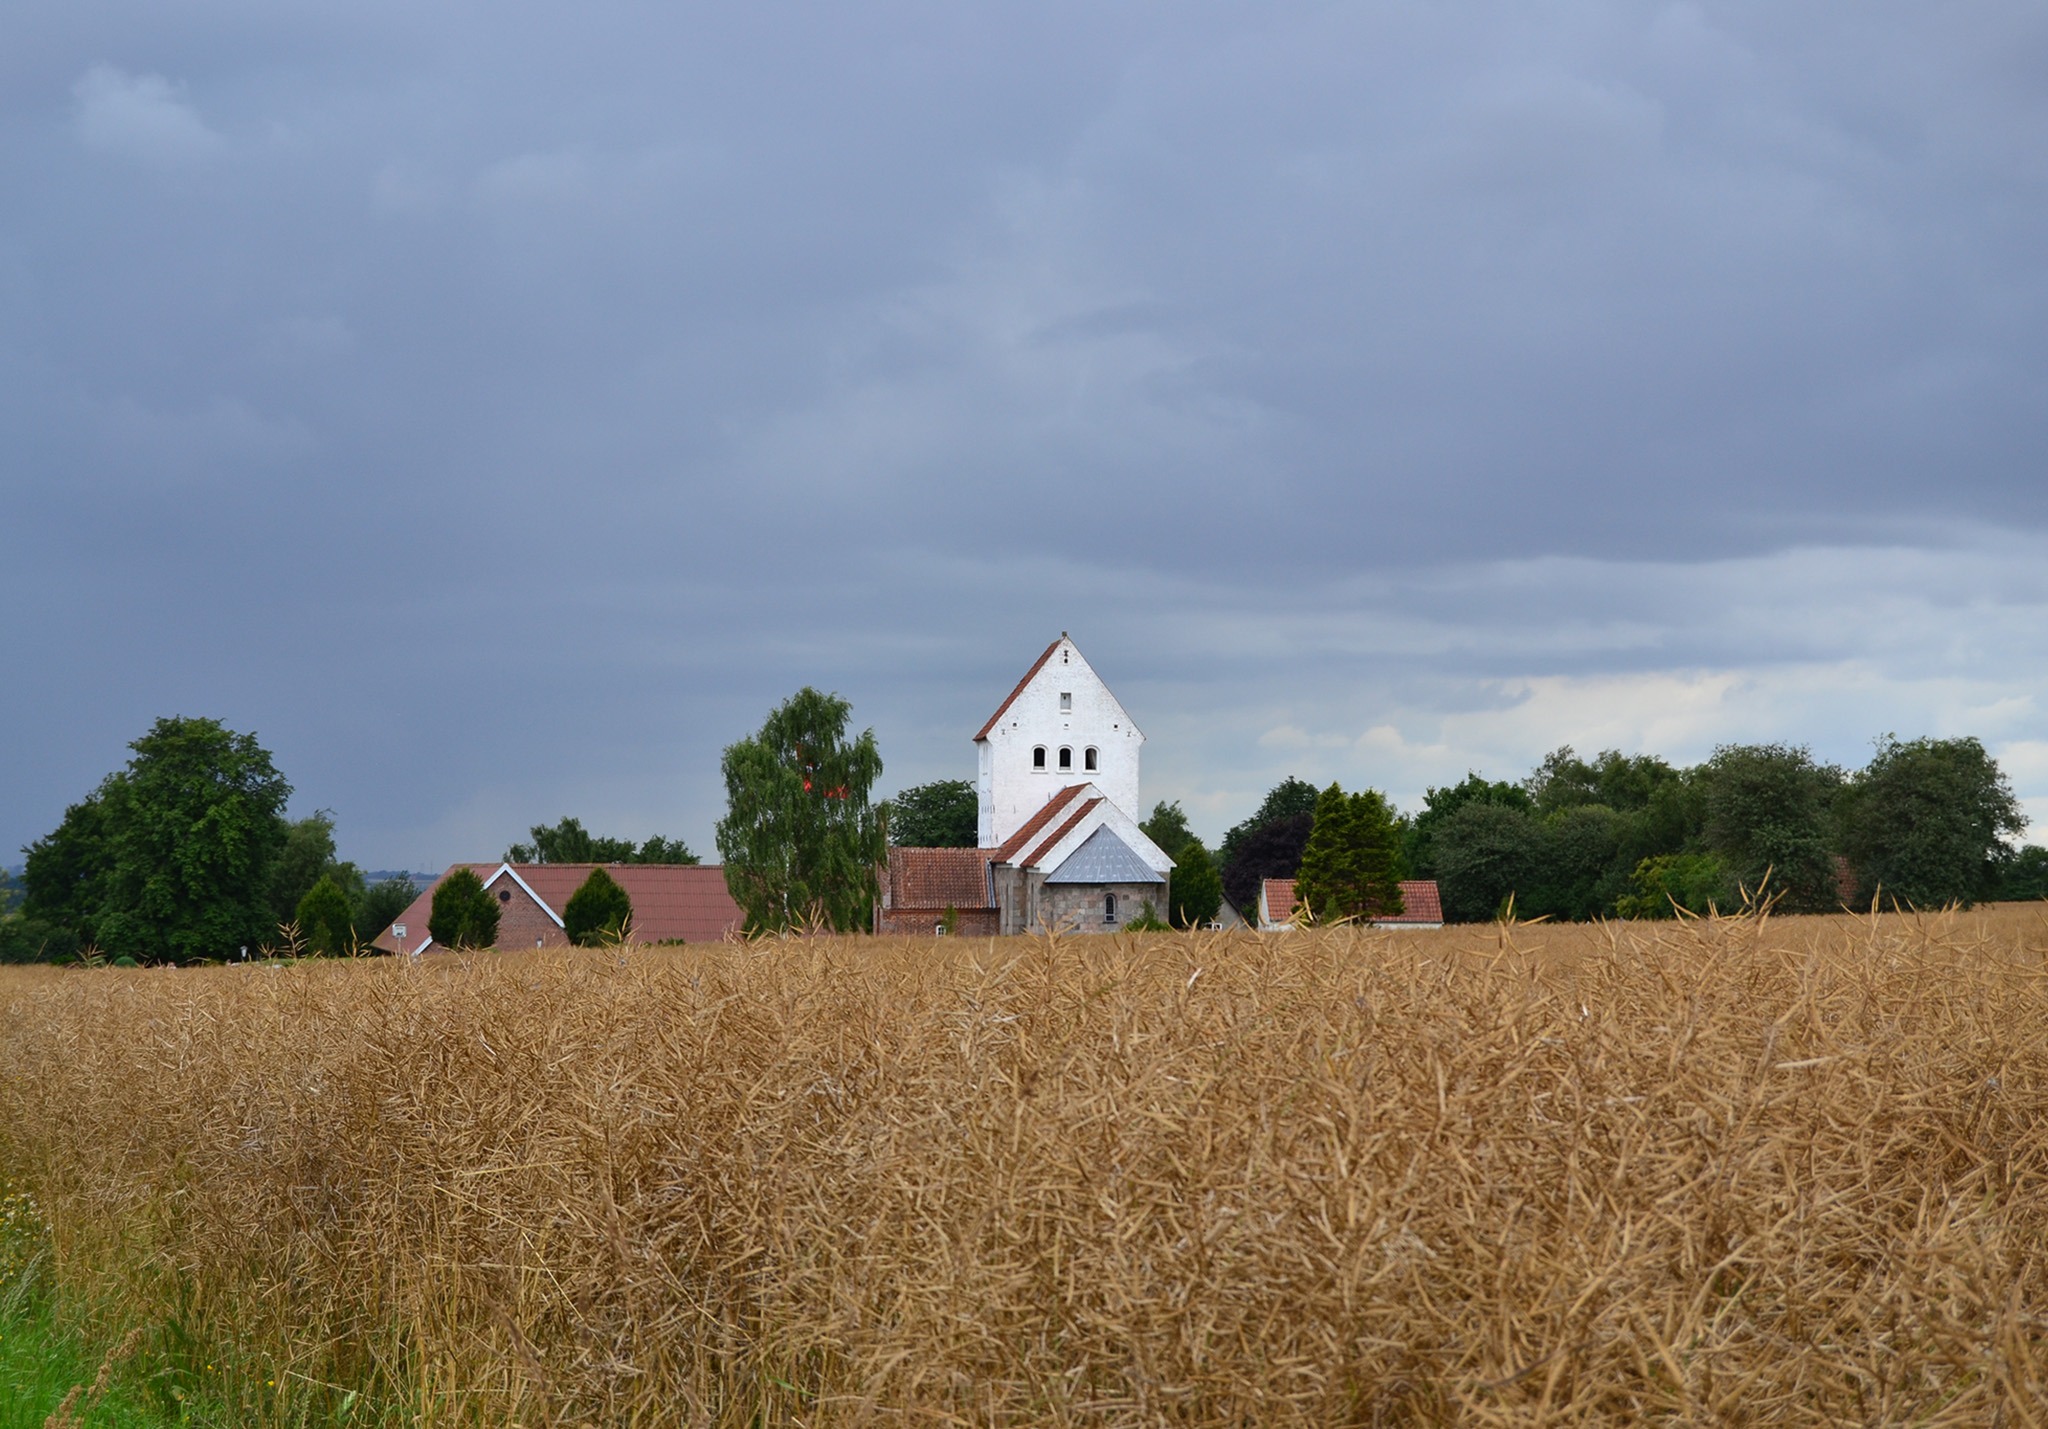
372, 863, 744, 955
1257, 877, 1445, 931
878, 634, 1176, 935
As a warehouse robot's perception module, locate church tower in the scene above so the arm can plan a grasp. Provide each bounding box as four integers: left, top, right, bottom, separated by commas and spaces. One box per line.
972, 633, 1143, 848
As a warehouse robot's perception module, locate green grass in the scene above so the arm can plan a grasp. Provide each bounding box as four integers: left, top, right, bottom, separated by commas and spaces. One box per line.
0, 1185, 383, 1428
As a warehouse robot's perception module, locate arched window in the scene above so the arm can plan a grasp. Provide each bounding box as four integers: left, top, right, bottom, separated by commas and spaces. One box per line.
1033, 746, 1047, 770
1104, 893, 1118, 924
1058, 746, 1072, 770
1084, 747, 1098, 772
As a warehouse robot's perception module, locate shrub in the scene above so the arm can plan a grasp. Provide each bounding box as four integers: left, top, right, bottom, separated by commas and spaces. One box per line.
295, 873, 357, 956
564, 868, 633, 947
428, 869, 499, 951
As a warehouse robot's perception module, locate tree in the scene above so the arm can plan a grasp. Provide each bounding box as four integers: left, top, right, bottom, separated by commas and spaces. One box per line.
21, 792, 114, 946
1990, 846, 2048, 902
1167, 839, 1224, 928
1837, 736, 2026, 908
1699, 744, 1844, 913
1615, 853, 1735, 919
0, 868, 20, 916
29, 718, 294, 964
716, 687, 886, 934
268, 810, 367, 933
1295, 784, 1406, 921
1140, 801, 1197, 859
564, 867, 634, 946
885, 780, 979, 848
1433, 802, 1548, 922
428, 868, 500, 950
1219, 810, 1314, 913
1526, 747, 1682, 816
355, 875, 418, 944
1520, 805, 1623, 921
505, 816, 698, 865
294, 874, 357, 956
1218, 777, 1321, 869
1406, 773, 1532, 878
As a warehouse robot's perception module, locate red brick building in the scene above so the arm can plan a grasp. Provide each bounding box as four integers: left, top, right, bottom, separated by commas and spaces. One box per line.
372, 863, 744, 954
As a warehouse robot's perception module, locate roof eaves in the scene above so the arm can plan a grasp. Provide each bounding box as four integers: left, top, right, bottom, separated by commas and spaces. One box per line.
993, 783, 1086, 862
973, 637, 1064, 742
1022, 797, 1102, 870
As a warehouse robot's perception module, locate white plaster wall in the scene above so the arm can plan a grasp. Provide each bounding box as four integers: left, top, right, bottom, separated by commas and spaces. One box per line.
977, 638, 1144, 848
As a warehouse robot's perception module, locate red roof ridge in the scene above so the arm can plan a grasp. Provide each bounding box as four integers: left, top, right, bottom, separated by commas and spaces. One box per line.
973, 636, 1064, 742
1020, 797, 1102, 870
992, 783, 1087, 862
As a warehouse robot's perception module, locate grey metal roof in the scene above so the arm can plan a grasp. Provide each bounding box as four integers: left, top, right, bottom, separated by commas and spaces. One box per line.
1043, 826, 1164, 884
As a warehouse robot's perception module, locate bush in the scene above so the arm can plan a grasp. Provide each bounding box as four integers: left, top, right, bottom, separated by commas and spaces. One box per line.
295, 874, 358, 956
564, 868, 634, 947
428, 869, 500, 951
1615, 853, 1736, 919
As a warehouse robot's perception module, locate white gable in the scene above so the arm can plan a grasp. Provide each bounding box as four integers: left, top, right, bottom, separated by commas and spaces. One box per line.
975, 635, 1144, 848
1012, 790, 1174, 876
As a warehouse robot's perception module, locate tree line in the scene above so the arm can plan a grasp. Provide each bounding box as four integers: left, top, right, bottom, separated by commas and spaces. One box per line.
13, 706, 2042, 962
1204, 739, 2042, 924
5, 718, 700, 964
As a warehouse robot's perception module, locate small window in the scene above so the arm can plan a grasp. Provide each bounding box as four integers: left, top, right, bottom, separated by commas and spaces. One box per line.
1060, 692, 1072, 712
1104, 893, 1118, 924
498, 889, 512, 903
1058, 746, 1072, 770
1033, 746, 1047, 769
1084, 747, 1098, 771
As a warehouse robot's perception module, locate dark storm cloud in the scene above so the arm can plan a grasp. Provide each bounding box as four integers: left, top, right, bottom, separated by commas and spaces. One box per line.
5, 2, 2047, 865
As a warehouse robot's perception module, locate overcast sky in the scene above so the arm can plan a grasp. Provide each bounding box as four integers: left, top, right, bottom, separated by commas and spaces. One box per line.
6, 1, 2047, 869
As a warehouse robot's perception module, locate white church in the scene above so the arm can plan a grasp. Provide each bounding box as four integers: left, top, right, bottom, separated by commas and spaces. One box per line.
877, 634, 1176, 935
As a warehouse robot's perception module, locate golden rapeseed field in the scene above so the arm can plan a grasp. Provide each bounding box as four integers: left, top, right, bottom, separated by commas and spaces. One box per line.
4, 906, 2047, 1425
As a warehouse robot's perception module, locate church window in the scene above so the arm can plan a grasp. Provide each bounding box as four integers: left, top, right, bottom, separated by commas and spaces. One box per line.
1084, 747, 1098, 771
1032, 746, 1047, 770
1058, 746, 1072, 770
1104, 893, 1118, 924
1060, 692, 1072, 711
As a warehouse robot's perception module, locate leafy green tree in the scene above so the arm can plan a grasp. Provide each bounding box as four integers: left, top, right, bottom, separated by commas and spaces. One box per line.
1167, 839, 1224, 929
21, 793, 115, 945
1433, 802, 1548, 922
1615, 853, 1736, 919
1699, 744, 1844, 913
37, 718, 294, 963
1218, 777, 1321, 868
716, 687, 886, 934
294, 873, 358, 956
1140, 801, 1197, 859
1519, 805, 1624, 922
505, 816, 697, 864
428, 868, 500, 950
0, 868, 20, 916
564, 867, 634, 946
1295, 784, 1406, 921
1990, 846, 2048, 902
1526, 747, 1683, 816
885, 780, 979, 848
268, 810, 367, 933
355, 875, 418, 944
1406, 773, 1532, 878
1219, 811, 1314, 913
1837, 736, 2025, 908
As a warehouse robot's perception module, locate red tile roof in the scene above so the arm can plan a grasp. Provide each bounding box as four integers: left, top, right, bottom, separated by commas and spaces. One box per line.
372, 863, 744, 952
1261, 878, 1443, 925
993, 783, 1088, 863
886, 847, 996, 910
973, 636, 1063, 741
1262, 878, 1297, 926
1382, 880, 1444, 924
1020, 797, 1102, 871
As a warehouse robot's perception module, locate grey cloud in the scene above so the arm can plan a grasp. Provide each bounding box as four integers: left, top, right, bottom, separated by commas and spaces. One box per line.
5, 2, 2048, 868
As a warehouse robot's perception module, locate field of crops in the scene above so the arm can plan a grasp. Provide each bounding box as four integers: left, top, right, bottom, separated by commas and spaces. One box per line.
4, 906, 2047, 1425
